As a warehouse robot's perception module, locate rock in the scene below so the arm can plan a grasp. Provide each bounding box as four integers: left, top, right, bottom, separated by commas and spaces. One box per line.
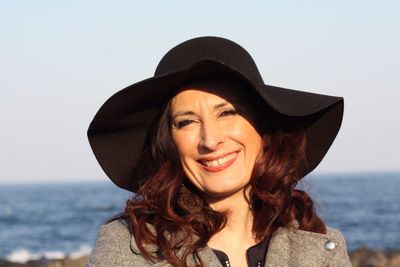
364, 251, 388, 267
0, 255, 88, 267
350, 247, 371, 267
389, 254, 400, 267
349, 248, 400, 267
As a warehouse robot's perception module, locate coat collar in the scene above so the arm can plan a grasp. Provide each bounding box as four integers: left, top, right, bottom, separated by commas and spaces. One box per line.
265, 225, 344, 266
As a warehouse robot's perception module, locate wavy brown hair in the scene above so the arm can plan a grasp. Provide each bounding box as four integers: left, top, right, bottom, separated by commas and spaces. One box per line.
125, 84, 326, 266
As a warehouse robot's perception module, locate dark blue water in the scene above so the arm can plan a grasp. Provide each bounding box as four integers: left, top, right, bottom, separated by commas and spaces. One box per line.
0, 181, 132, 259
306, 172, 400, 251
0, 173, 399, 259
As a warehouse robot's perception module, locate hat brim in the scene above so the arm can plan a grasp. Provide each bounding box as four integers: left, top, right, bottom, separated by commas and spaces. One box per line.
88, 60, 343, 191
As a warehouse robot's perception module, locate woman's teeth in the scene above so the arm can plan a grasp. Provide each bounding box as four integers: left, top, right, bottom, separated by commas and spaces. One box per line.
201, 153, 236, 167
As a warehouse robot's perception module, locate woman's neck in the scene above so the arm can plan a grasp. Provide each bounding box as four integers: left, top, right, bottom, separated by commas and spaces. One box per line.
207, 189, 256, 247
206, 189, 257, 267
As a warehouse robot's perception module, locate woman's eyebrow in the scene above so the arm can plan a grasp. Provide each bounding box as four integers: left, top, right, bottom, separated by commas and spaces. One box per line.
216, 101, 243, 110
213, 101, 229, 110
171, 111, 196, 120
171, 102, 235, 119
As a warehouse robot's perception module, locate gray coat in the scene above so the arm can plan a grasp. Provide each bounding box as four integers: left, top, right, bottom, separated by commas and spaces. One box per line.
86, 219, 352, 267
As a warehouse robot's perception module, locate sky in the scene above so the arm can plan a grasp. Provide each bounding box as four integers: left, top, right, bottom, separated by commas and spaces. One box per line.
0, 1, 399, 184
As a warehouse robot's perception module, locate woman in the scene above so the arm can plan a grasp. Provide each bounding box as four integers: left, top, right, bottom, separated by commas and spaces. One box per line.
86, 36, 352, 267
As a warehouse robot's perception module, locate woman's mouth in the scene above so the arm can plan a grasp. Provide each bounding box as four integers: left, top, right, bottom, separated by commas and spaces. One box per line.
198, 152, 238, 172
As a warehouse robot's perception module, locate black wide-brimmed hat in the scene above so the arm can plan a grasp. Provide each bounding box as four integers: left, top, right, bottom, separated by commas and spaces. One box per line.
88, 36, 343, 192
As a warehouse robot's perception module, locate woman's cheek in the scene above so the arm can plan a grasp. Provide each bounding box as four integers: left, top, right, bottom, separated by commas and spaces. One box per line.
173, 130, 199, 157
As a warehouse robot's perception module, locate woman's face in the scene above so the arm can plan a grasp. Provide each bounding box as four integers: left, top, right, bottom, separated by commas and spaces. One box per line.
170, 80, 263, 200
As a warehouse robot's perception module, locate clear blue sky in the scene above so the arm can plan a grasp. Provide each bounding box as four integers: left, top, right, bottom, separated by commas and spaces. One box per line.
1, 1, 399, 183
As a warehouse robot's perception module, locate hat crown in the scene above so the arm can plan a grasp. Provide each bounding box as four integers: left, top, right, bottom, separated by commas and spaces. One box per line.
155, 36, 264, 85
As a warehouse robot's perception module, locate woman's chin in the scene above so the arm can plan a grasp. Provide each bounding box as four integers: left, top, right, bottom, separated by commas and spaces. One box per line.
201, 186, 247, 203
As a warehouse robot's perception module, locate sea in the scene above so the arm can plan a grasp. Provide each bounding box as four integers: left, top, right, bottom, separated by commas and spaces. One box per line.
0, 172, 399, 262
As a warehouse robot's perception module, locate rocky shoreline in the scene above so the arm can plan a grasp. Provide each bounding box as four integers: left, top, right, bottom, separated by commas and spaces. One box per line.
0, 255, 88, 267
1, 248, 400, 267
350, 247, 400, 267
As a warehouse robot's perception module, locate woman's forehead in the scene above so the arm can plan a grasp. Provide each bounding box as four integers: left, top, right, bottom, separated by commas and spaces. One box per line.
171, 80, 252, 108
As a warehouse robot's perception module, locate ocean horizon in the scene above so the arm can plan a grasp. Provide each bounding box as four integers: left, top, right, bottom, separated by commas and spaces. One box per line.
1, 171, 399, 262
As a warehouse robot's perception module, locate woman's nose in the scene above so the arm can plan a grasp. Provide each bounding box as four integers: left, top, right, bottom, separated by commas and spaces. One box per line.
198, 120, 224, 151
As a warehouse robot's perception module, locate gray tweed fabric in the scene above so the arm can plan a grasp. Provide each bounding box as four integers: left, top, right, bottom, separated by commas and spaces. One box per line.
86, 219, 352, 267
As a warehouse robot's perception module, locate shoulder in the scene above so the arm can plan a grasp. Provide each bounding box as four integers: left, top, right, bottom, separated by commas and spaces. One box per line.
288, 226, 348, 248
266, 225, 353, 267
86, 219, 160, 267
95, 218, 132, 245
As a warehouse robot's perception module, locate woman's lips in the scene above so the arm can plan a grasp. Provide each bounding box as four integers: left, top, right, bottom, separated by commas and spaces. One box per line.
198, 152, 238, 172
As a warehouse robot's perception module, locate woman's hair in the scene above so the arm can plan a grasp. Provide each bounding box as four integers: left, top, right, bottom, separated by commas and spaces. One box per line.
124, 81, 326, 267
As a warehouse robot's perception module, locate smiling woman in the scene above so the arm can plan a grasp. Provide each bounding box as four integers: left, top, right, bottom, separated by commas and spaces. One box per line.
86, 37, 352, 267
170, 81, 263, 200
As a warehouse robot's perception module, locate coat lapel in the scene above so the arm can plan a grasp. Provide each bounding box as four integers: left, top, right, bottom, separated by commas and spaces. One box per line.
129, 223, 223, 266
265, 226, 342, 267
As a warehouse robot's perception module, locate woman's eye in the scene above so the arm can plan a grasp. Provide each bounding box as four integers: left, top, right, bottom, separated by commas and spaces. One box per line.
176, 120, 194, 129
220, 109, 238, 117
